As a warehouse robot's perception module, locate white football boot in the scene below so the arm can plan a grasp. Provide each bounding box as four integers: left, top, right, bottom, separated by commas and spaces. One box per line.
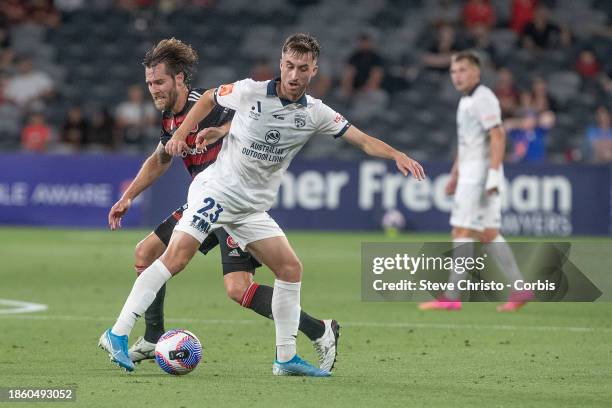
312, 319, 340, 372
128, 337, 156, 363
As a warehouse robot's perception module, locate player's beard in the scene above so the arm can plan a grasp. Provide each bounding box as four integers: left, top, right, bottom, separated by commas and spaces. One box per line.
153, 88, 177, 111
164, 87, 178, 111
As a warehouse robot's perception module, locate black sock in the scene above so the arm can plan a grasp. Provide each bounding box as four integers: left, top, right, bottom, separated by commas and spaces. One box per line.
245, 283, 326, 341
144, 283, 166, 343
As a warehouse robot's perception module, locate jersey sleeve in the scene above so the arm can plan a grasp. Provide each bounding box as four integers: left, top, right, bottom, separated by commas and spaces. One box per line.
213, 79, 252, 111
474, 91, 502, 131
316, 102, 351, 139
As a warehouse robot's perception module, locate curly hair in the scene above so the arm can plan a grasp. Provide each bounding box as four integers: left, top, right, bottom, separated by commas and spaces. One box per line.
143, 38, 199, 86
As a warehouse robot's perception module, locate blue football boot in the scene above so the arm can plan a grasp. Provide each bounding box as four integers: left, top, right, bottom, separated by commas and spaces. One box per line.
98, 329, 135, 372
272, 354, 331, 377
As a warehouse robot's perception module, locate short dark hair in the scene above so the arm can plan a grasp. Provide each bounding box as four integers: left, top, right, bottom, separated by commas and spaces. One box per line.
282, 33, 320, 62
452, 51, 481, 68
143, 38, 198, 86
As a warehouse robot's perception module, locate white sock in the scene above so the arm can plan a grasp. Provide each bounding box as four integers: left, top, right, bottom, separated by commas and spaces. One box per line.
485, 234, 524, 283
112, 259, 172, 336
272, 279, 301, 362
445, 237, 475, 300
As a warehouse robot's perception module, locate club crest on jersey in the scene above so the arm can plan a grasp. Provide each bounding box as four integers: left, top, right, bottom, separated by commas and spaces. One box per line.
226, 235, 240, 249
265, 130, 281, 145
294, 113, 306, 128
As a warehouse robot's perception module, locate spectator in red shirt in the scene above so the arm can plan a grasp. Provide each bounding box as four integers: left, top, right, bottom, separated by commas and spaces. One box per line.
21, 112, 51, 152
575, 49, 601, 79
463, 0, 496, 31
511, 0, 537, 34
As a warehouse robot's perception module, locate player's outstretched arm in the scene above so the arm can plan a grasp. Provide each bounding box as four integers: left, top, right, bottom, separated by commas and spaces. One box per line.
195, 120, 231, 150
342, 125, 426, 180
108, 143, 172, 230
165, 88, 216, 156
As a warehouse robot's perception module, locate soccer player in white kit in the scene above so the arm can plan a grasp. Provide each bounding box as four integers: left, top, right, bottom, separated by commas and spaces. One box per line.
419, 51, 534, 312
99, 33, 425, 375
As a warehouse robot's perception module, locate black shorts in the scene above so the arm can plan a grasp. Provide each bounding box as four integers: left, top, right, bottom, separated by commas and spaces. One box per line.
154, 204, 262, 274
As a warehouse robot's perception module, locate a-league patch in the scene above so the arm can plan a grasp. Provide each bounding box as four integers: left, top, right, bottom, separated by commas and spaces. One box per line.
226, 235, 240, 249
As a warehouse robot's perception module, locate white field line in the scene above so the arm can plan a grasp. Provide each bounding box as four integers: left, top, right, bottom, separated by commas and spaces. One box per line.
0, 299, 48, 314
0, 313, 610, 333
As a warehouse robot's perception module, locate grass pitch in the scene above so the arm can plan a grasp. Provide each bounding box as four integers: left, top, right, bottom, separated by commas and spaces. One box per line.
0, 227, 611, 407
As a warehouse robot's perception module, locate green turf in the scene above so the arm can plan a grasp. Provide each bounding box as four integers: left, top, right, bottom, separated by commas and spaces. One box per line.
1, 227, 611, 407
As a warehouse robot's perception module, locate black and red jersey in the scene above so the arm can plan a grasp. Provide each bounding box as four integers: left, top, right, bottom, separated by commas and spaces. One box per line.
160, 88, 234, 178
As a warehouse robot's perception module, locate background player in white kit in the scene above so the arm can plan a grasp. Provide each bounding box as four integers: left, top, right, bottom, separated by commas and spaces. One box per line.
99, 33, 425, 376
419, 51, 534, 312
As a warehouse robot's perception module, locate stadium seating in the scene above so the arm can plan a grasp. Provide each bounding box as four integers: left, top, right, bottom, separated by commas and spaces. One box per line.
0, 0, 610, 161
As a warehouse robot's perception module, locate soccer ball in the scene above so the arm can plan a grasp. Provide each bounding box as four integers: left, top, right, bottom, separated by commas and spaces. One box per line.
155, 329, 203, 375
381, 209, 406, 237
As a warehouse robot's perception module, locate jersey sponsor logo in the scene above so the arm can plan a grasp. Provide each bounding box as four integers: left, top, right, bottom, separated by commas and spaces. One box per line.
180, 147, 208, 158
294, 113, 306, 128
334, 113, 346, 124
218, 84, 234, 96
265, 130, 281, 145
226, 235, 240, 249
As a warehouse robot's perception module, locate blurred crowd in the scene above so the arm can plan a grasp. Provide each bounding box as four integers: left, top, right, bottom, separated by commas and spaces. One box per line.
1, 0, 611, 163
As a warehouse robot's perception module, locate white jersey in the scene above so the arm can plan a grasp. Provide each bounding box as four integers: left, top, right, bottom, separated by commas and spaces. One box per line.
456, 84, 502, 184
197, 77, 350, 212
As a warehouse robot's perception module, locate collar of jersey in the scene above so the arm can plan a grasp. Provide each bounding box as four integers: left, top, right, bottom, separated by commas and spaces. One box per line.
466, 82, 481, 97
267, 77, 307, 107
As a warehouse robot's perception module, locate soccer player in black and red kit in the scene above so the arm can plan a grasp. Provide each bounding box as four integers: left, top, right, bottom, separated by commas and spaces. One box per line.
106, 38, 339, 370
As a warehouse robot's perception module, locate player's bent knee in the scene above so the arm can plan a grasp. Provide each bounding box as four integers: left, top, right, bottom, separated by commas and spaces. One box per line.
225, 282, 248, 303
158, 251, 190, 275
224, 272, 254, 303
278, 259, 303, 282
159, 233, 201, 275
134, 240, 154, 275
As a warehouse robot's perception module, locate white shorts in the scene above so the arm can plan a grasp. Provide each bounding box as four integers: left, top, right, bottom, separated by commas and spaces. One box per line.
449, 182, 501, 231
174, 181, 285, 250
